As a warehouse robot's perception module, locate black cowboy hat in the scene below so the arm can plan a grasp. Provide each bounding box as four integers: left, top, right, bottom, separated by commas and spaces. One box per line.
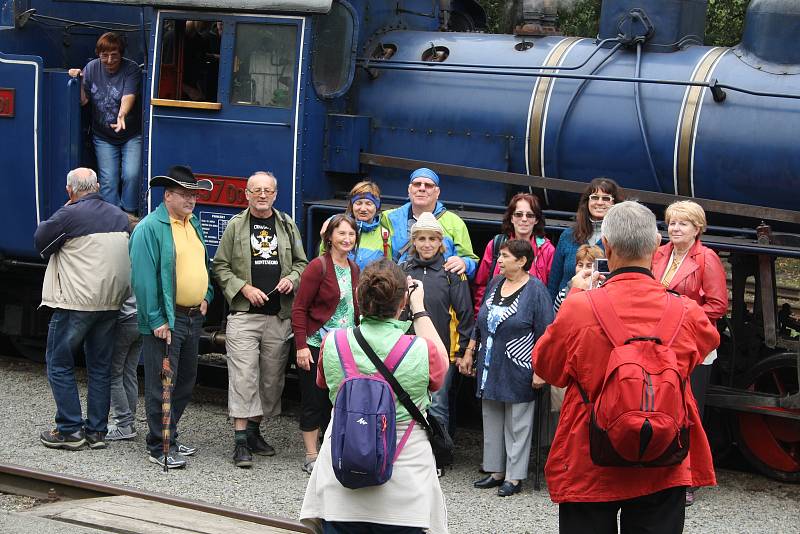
149, 165, 213, 191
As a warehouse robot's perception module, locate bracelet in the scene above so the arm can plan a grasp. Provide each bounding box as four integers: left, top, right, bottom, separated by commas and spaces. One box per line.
411, 311, 431, 321
464, 347, 475, 354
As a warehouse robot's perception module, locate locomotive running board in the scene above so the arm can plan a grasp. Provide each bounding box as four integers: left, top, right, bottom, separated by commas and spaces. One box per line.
359, 153, 800, 226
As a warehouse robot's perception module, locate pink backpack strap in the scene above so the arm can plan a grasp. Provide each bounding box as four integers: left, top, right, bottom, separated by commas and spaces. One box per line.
392, 420, 417, 462
334, 329, 360, 378
586, 288, 631, 347
384, 335, 416, 372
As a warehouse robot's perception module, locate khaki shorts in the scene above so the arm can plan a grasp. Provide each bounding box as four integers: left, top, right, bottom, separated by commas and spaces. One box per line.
225, 312, 292, 419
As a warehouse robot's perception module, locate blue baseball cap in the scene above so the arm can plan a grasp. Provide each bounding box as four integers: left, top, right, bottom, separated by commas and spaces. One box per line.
409, 167, 440, 186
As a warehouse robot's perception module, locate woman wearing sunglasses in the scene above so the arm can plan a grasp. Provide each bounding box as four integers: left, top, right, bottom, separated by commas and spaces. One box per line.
473, 193, 554, 314
547, 178, 624, 300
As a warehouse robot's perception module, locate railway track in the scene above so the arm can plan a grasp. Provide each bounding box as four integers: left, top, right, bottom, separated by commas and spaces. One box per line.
0, 462, 310, 533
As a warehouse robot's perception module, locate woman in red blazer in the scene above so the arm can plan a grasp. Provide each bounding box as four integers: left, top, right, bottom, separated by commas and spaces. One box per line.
292, 214, 360, 475
652, 200, 728, 505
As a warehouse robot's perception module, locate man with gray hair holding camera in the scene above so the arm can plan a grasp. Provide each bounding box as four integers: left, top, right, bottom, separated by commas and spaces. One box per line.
533, 201, 719, 534
35, 167, 131, 451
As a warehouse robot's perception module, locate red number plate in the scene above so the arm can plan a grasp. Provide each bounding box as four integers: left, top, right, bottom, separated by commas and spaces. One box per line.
0, 88, 14, 118
195, 174, 247, 208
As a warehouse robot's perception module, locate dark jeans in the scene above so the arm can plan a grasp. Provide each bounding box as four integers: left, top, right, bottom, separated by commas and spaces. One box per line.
142, 311, 203, 456
322, 521, 424, 534
559, 486, 686, 534
297, 345, 331, 432
45, 309, 117, 434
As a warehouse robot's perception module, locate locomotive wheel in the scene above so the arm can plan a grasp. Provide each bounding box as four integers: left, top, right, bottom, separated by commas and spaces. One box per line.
733, 352, 800, 482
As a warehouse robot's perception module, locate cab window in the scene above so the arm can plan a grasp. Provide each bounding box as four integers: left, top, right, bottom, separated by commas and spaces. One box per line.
312, 1, 356, 98
157, 19, 223, 102
230, 24, 297, 108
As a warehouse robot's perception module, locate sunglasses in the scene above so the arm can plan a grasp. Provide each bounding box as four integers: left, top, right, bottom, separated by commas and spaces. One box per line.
589, 194, 614, 203
513, 211, 536, 219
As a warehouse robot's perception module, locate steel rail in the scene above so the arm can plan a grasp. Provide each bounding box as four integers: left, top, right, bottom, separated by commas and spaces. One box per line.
0, 462, 311, 533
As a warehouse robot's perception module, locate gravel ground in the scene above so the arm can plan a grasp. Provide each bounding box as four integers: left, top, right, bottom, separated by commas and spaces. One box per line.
0, 356, 798, 533
0, 493, 40, 512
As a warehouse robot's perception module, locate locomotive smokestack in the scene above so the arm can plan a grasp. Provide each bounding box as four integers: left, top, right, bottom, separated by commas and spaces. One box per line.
598, 0, 708, 50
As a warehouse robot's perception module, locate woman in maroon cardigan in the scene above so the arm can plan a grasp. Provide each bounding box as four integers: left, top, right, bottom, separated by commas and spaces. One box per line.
292, 214, 360, 474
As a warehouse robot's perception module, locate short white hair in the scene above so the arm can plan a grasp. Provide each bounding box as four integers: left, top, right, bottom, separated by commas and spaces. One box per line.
66, 168, 98, 193
601, 201, 660, 260
247, 171, 277, 190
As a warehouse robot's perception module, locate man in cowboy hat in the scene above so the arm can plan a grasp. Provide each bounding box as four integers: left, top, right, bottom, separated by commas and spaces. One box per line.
129, 165, 214, 468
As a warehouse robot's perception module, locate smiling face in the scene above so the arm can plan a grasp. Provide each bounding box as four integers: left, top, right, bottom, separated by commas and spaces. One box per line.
511, 198, 537, 238
351, 198, 377, 222
587, 188, 615, 220
668, 217, 700, 250
412, 230, 443, 260
408, 178, 440, 212
99, 48, 122, 74
330, 220, 357, 254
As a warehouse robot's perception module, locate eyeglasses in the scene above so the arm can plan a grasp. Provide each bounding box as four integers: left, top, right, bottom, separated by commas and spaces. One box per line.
99, 52, 121, 60
589, 194, 614, 203
513, 211, 536, 219
168, 189, 200, 200
247, 188, 276, 196
410, 181, 437, 190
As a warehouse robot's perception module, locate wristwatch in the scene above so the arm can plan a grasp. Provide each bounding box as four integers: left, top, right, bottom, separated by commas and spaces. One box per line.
411, 310, 431, 321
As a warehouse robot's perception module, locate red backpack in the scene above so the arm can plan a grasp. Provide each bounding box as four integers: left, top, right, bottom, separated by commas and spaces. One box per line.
577, 288, 691, 467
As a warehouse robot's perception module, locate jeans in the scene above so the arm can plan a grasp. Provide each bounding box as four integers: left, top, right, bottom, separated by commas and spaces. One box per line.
93, 134, 142, 213
428, 363, 458, 433
142, 311, 203, 456
45, 309, 118, 434
109, 315, 142, 428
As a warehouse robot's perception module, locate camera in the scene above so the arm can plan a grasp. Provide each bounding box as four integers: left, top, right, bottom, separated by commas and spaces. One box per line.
590, 258, 609, 289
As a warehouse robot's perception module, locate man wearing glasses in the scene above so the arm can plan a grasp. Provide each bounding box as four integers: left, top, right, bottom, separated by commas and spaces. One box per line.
129, 165, 215, 469
383, 167, 479, 278
212, 171, 307, 468
68, 32, 142, 214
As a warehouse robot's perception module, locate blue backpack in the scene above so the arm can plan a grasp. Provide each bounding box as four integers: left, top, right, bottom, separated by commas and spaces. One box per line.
329, 328, 417, 489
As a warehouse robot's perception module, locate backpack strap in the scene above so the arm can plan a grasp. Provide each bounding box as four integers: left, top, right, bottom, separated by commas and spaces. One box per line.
334, 328, 360, 378
381, 225, 390, 258
384, 335, 416, 372
650, 293, 686, 347
489, 234, 507, 276
586, 288, 632, 348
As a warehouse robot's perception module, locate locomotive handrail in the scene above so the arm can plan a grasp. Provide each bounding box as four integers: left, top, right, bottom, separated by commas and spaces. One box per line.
359, 153, 800, 227
357, 60, 800, 102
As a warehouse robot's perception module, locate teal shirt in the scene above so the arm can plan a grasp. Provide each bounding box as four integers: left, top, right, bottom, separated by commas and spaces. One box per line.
129, 203, 214, 335
321, 317, 432, 422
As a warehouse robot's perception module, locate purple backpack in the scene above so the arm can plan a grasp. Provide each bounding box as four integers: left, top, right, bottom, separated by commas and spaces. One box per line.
330, 328, 417, 489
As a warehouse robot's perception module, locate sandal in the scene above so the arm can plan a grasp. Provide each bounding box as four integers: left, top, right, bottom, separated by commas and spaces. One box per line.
302, 454, 317, 474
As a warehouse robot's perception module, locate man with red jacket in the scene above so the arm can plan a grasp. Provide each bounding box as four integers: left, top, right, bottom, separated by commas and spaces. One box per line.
533, 201, 719, 534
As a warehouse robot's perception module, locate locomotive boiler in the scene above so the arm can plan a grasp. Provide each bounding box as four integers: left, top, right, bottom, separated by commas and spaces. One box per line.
0, 0, 798, 481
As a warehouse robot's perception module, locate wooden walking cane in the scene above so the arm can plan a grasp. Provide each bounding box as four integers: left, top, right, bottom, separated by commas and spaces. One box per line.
161, 339, 173, 473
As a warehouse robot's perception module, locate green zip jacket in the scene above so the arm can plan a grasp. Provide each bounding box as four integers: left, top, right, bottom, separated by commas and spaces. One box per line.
129, 203, 214, 335
212, 207, 308, 318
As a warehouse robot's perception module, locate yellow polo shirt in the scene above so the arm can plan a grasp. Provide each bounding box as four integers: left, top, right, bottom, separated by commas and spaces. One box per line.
171, 215, 208, 307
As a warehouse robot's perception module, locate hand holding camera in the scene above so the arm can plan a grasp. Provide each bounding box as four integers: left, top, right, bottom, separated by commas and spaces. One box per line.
407, 276, 425, 313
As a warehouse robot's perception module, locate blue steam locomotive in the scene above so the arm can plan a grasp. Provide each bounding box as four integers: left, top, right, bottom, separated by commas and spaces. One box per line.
0, 0, 798, 481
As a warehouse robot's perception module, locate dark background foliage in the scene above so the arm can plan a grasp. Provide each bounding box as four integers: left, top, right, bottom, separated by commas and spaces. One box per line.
475, 0, 750, 47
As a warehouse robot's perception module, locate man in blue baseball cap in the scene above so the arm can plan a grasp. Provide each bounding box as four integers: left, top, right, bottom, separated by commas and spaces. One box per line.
383, 167, 479, 278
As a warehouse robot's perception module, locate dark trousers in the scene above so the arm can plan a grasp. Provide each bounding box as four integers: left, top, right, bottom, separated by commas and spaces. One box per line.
297, 345, 331, 432
322, 521, 423, 534
142, 311, 203, 456
559, 486, 686, 534
690, 363, 713, 420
